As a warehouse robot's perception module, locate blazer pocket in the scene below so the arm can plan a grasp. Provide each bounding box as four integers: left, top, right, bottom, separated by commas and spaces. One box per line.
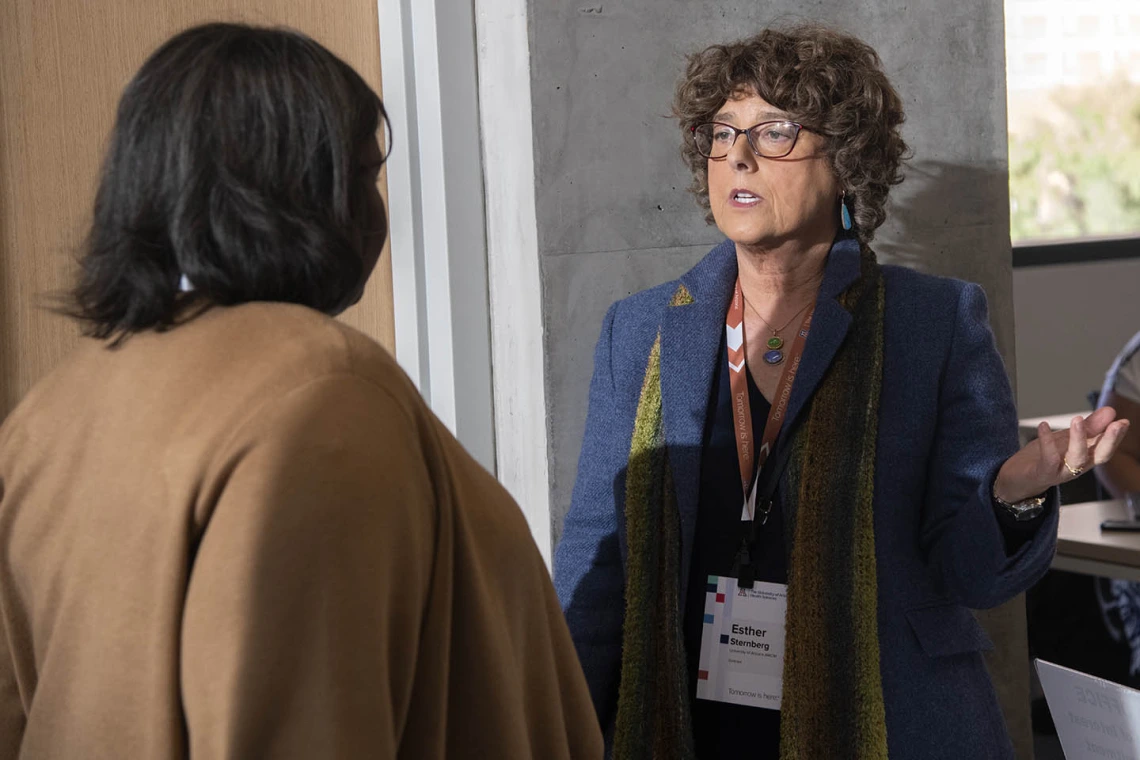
906, 603, 995, 658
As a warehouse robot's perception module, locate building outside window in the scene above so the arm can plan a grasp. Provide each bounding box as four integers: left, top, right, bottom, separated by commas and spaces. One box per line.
1005, 0, 1140, 244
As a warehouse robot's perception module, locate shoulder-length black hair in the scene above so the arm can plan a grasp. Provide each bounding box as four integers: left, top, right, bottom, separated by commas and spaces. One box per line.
70, 23, 387, 342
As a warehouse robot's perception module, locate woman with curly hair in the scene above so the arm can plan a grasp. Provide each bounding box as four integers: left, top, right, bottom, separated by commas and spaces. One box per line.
0, 23, 602, 760
554, 24, 1129, 759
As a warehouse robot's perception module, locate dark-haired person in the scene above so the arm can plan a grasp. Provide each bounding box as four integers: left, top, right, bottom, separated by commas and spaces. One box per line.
553, 24, 1130, 759
0, 23, 601, 760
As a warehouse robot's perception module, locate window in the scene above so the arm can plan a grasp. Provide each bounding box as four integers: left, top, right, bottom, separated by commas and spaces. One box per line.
1022, 15, 1047, 37
1077, 51, 1102, 77
1006, 0, 1140, 252
1025, 52, 1047, 70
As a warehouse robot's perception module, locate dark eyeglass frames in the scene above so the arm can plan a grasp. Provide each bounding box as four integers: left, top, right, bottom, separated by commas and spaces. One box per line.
689, 120, 810, 160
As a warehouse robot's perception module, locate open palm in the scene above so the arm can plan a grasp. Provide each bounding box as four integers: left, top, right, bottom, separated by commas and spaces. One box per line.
995, 406, 1131, 503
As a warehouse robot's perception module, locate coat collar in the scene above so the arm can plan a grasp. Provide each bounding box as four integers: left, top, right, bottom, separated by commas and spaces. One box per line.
660, 235, 863, 603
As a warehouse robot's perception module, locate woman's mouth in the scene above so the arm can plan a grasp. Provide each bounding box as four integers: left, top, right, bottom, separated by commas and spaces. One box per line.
729, 189, 762, 208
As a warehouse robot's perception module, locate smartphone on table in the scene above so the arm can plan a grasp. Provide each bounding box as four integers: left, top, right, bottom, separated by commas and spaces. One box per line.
1101, 520, 1140, 532
1098, 492, 1140, 531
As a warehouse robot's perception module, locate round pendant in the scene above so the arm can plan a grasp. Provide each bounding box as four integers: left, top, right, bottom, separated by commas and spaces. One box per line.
766, 336, 784, 351
763, 349, 785, 365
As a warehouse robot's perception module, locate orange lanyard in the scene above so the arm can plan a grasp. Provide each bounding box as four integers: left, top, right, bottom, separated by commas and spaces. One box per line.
725, 277, 813, 522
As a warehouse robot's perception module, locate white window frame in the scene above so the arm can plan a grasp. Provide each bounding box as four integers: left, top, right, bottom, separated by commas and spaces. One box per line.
377, 0, 552, 562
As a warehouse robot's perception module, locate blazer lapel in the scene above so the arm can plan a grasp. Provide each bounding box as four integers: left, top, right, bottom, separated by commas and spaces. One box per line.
780, 238, 863, 441
659, 240, 737, 605
657, 236, 863, 606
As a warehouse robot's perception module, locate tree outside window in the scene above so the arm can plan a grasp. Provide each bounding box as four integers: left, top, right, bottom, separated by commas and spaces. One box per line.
1006, 0, 1140, 243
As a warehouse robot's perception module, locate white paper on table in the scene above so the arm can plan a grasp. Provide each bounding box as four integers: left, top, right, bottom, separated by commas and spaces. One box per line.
1036, 658, 1140, 759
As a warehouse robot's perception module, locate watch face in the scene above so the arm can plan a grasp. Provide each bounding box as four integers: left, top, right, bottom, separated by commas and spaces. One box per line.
1009, 504, 1045, 522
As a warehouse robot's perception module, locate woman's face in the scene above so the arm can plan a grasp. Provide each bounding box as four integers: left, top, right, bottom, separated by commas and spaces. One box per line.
706, 92, 840, 250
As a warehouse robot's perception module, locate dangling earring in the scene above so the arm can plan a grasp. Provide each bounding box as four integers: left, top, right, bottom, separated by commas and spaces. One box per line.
840, 191, 853, 232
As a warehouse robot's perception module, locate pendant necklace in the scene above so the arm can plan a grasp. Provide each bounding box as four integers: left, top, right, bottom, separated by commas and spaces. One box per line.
745, 298, 813, 365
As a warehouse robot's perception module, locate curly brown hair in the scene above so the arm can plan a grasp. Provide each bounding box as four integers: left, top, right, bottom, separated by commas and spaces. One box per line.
673, 25, 908, 242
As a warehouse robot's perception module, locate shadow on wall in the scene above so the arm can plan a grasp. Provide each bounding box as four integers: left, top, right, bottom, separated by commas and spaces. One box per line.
875, 160, 1012, 276
876, 159, 1012, 280
874, 158, 1017, 368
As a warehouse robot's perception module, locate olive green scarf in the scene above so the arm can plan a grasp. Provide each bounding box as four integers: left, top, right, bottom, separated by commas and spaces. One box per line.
613, 247, 887, 759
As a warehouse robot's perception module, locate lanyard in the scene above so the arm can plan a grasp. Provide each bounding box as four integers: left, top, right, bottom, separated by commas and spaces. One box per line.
725, 277, 813, 523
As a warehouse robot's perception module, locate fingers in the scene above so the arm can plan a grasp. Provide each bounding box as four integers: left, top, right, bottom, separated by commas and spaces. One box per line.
1083, 405, 1119, 437
1064, 415, 1091, 477
1038, 422, 1062, 472
1091, 419, 1133, 466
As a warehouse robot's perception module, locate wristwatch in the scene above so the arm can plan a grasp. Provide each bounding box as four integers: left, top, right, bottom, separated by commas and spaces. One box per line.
992, 483, 1047, 522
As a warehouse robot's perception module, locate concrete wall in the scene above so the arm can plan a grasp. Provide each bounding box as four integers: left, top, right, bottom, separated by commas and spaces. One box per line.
1014, 257, 1140, 418
529, 2, 1014, 543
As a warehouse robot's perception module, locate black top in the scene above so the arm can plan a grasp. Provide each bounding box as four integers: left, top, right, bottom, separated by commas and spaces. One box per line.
683, 344, 785, 759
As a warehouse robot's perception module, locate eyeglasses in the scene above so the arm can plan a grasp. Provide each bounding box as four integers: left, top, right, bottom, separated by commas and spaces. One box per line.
380, 110, 394, 162
689, 120, 809, 160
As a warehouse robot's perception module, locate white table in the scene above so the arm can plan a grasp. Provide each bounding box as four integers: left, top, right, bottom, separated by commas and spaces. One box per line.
1053, 500, 1140, 581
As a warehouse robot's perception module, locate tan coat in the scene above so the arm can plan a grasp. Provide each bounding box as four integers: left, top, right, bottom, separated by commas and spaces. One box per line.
0, 303, 602, 760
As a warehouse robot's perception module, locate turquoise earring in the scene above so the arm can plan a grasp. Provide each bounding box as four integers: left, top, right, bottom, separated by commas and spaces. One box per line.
840, 192, 853, 232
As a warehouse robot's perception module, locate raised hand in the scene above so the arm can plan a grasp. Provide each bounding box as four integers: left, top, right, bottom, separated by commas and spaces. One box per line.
994, 406, 1131, 504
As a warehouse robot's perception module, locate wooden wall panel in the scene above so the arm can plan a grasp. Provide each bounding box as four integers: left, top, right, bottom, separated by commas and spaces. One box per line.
0, 0, 394, 418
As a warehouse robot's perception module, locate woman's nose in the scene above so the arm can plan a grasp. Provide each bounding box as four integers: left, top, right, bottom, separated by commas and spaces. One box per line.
726, 132, 756, 171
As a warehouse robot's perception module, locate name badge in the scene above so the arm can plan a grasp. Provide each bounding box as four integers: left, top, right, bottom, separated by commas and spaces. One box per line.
696, 575, 786, 710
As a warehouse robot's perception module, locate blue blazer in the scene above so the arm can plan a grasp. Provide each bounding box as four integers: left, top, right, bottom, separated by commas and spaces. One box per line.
553, 238, 1059, 759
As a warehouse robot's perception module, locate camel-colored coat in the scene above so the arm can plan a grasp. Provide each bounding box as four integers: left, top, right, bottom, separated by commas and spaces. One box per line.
0, 303, 601, 760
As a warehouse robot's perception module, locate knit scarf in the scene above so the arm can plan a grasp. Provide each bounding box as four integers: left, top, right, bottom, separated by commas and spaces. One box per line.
612, 246, 887, 760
